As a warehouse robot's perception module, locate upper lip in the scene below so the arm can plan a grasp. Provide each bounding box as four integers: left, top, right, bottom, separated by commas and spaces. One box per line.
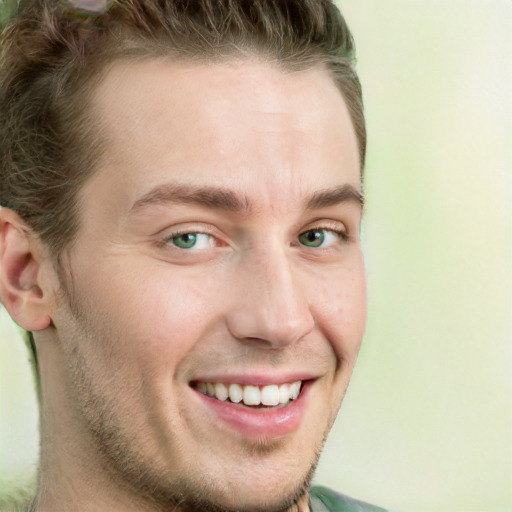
190, 371, 318, 387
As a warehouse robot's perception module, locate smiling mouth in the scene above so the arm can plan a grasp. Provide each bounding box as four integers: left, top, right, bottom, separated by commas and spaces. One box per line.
192, 381, 303, 407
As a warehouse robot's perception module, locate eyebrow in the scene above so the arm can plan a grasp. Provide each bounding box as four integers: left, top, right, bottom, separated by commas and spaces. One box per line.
129, 182, 363, 215
130, 183, 250, 214
305, 184, 364, 210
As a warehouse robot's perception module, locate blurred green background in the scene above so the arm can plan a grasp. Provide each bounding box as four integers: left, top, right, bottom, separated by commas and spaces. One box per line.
1, 1, 511, 511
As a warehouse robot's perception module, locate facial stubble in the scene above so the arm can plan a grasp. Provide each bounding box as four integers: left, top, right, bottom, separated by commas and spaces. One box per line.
50, 279, 333, 512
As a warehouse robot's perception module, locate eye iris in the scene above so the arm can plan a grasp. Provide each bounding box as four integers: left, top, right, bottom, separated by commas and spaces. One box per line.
173, 233, 197, 249
299, 230, 325, 247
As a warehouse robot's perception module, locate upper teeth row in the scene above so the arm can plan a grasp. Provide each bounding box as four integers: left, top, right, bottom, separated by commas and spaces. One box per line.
197, 381, 302, 406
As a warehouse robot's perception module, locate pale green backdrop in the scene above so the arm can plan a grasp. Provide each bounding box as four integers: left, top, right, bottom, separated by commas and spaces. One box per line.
1, 1, 511, 511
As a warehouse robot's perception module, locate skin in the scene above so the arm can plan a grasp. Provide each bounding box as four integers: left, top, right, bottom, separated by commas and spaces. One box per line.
0, 58, 366, 512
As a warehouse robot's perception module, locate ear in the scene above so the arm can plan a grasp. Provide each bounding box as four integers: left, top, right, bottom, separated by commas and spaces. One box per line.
0, 207, 53, 331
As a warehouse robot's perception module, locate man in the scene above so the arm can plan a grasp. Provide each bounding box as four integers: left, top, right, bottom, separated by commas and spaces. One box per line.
0, 1, 386, 511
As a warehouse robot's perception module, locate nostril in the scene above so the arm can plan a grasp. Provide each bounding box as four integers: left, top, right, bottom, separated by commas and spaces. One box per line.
225, 291, 314, 348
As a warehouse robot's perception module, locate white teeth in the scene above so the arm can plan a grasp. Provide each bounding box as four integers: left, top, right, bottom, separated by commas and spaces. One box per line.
196, 380, 303, 406
261, 385, 280, 406
242, 385, 261, 406
228, 383, 243, 403
279, 384, 290, 404
290, 381, 301, 400
214, 382, 228, 401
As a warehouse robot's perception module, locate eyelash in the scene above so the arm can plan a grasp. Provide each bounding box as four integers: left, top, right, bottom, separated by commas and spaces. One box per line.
158, 227, 219, 249
295, 226, 349, 250
159, 224, 349, 251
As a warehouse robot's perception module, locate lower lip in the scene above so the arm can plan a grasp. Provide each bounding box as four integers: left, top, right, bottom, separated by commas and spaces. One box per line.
194, 382, 311, 440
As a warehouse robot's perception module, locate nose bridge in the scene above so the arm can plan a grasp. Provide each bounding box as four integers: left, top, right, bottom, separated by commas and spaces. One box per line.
226, 245, 315, 347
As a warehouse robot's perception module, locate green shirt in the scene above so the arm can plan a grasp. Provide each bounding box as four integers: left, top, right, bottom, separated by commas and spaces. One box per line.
310, 486, 390, 512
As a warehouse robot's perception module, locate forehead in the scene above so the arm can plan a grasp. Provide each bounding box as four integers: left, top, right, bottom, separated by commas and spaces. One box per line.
84, 58, 360, 214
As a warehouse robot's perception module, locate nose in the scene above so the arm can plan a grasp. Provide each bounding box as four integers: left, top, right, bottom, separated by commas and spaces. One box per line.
226, 250, 315, 348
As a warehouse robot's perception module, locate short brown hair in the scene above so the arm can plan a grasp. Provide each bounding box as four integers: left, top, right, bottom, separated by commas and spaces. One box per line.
0, 0, 365, 256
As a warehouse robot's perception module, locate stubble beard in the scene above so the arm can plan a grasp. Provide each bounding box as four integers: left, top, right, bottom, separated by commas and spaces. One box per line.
53, 279, 329, 512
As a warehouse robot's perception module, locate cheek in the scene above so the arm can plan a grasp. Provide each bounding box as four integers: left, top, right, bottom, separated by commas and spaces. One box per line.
311, 263, 367, 361
99, 268, 225, 369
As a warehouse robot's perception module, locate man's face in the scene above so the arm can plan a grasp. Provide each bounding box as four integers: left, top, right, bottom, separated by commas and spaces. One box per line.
49, 58, 366, 511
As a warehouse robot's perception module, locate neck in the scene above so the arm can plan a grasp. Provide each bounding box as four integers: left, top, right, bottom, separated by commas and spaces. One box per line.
35, 474, 311, 512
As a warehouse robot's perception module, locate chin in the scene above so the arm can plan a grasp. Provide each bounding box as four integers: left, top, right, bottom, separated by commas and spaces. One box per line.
183, 449, 318, 512
167, 474, 313, 512
127, 443, 320, 512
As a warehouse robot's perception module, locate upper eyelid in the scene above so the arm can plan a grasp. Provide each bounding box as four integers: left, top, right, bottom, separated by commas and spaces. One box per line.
157, 217, 349, 239
160, 224, 219, 238
301, 220, 348, 233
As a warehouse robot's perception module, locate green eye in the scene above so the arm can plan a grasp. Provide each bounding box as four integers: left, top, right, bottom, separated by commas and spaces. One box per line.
168, 232, 216, 250
298, 230, 325, 248
171, 233, 198, 249
298, 229, 345, 248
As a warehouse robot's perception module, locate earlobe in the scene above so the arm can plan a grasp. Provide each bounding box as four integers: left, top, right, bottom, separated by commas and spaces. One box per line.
0, 208, 52, 331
